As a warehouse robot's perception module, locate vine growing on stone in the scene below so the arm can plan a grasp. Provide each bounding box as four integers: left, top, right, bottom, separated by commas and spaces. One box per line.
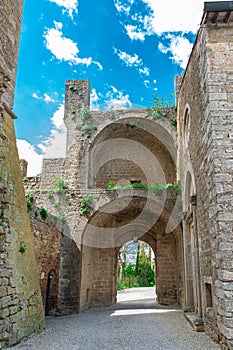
81, 195, 93, 215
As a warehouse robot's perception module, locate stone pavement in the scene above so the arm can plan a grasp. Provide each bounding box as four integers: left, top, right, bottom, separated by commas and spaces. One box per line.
8, 287, 220, 350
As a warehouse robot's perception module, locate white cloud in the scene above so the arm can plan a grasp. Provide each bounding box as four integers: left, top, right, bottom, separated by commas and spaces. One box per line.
32, 92, 40, 100
125, 24, 146, 41
44, 22, 102, 69
50, 103, 66, 130
17, 140, 43, 177
105, 86, 132, 110
141, 0, 221, 34
118, 0, 221, 42
158, 35, 193, 69
17, 104, 67, 176
90, 88, 100, 110
139, 67, 150, 76
38, 128, 67, 159
113, 47, 142, 67
114, 0, 134, 15
44, 93, 57, 103
32, 91, 57, 103
113, 47, 150, 79
143, 80, 150, 88
38, 103, 67, 158
49, 0, 78, 19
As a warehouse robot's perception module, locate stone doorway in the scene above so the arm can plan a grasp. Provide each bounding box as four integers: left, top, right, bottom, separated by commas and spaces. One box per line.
117, 240, 156, 302
45, 270, 58, 315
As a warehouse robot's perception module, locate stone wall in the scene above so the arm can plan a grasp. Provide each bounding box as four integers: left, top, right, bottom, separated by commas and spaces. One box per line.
96, 159, 148, 188
0, 0, 23, 108
0, 109, 45, 348
156, 233, 178, 305
0, 2, 45, 347
29, 212, 62, 314
178, 8, 233, 349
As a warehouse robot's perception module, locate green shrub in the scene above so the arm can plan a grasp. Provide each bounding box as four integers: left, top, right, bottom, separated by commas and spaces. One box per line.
40, 207, 48, 221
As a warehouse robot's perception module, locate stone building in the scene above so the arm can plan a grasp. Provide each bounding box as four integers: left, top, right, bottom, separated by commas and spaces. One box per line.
0, 1, 233, 350
177, 2, 233, 348
0, 1, 45, 348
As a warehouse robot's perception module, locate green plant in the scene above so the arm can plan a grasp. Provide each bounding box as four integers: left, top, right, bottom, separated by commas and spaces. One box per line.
146, 93, 175, 120
129, 121, 138, 127
69, 85, 77, 92
176, 180, 181, 195
53, 215, 66, 224
81, 195, 93, 215
79, 105, 91, 122
53, 201, 61, 208
107, 181, 180, 196
34, 210, 38, 217
19, 241, 26, 253
53, 178, 68, 194
26, 194, 33, 212
46, 192, 54, 199
71, 110, 76, 121
40, 207, 48, 221
107, 181, 115, 190
26, 194, 33, 203
170, 118, 177, 127
77, 124, 97, 138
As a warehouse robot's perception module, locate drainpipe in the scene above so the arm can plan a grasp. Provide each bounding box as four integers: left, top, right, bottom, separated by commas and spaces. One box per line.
190, 195, 203, 324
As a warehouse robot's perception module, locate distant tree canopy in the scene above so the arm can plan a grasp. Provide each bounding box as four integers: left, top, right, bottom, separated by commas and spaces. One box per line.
118, 241, 155, 289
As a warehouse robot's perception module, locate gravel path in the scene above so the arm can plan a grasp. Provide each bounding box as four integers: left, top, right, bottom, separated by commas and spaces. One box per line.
8, 287, 220, 350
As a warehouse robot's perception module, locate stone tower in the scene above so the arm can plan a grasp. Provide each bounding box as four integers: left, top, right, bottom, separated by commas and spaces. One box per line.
0, 1, 45, 347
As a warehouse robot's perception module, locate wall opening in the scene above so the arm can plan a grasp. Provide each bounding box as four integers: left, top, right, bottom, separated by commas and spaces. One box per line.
205, 283, 213, 308
45, 270, 58, 315
117, 240, 156, 300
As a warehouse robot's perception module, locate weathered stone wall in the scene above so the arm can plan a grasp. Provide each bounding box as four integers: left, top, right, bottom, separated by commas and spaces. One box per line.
91, 248, 117, 307
80, 246, 117, 310
0, 109, 45, 348
0, 0, 23, 108
0, 1, 45, 347
40, 159, 66, 189
178, 12, 233, 349
156, 233, 178, 305
29, 212, 62, 314
96, 159, 148, 188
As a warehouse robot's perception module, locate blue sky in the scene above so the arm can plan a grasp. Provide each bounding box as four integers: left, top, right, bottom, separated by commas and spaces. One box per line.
14, 0, 218, 176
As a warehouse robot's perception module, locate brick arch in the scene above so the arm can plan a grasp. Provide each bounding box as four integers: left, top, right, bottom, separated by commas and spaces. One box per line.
85, 117, 177, 189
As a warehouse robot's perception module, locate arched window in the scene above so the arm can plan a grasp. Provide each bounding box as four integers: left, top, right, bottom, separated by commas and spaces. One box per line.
183, 107, 190, 150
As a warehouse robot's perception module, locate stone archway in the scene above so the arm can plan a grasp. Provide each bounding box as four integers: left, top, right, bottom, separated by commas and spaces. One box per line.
117, 239, 156, 297
79, 195, 184, 311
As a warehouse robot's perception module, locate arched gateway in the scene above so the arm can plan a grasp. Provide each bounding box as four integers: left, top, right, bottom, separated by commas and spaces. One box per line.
36, 79, 184, 314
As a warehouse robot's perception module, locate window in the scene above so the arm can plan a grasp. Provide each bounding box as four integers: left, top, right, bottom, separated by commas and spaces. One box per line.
205, 283, 213, 308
